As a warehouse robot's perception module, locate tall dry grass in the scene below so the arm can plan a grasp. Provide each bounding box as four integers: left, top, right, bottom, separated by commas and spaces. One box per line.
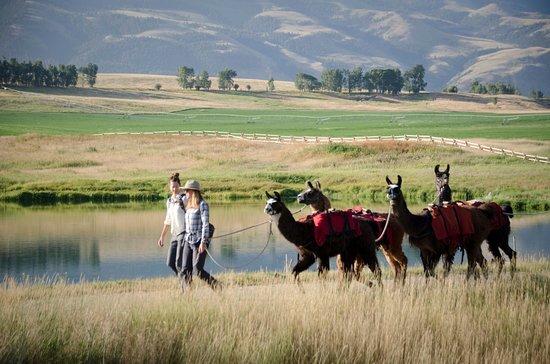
0, 259, 548, 363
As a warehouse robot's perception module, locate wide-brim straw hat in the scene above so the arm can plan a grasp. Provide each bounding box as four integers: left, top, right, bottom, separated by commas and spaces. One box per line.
183, 179, 201, 191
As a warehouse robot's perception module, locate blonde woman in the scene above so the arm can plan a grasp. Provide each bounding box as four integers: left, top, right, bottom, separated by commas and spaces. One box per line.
157, 173, 186, 275
180, 179, 219, 289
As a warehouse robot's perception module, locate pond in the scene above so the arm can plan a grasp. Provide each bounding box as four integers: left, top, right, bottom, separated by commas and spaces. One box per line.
0, 203, 548, 282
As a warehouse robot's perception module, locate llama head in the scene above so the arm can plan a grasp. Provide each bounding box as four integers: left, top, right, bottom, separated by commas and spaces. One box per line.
264, 191, 284, 216
434, 164, 450, 190
297, 180, 324, 205
385, 175, 403, 204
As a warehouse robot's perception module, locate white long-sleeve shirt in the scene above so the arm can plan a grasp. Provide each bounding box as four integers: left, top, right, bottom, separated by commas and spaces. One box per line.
164, 195, 186, 240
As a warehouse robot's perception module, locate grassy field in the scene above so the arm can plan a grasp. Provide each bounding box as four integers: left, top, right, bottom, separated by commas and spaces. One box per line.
1, 73, 548, 114
0, 109, 549, 139
1, 259, 548, 363
1, 135, 549, 210
0, 73, 548, 208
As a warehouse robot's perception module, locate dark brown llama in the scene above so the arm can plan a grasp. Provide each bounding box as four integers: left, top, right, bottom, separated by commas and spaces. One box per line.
433, 164, 517, 275
386, 175, 493, 280
264, 191, 382, 284
297, 181, 408, 283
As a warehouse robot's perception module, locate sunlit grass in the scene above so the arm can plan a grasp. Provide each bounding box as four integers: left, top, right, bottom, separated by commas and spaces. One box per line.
1, 259, 548, 363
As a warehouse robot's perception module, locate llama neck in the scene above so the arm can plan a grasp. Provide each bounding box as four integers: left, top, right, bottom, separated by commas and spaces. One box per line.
439, 185, 452, 204
275, 206, 312, 246
392, 197, 429, 237
311, 195, 330, 212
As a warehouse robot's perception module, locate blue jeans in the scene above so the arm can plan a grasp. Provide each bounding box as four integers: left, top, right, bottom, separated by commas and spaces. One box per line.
166, 239, 183, 275
180, 240, 218, 288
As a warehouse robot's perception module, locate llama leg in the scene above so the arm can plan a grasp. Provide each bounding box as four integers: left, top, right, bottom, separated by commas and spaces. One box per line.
317, 256, 330, 279
353, 256, 365, 281
442, 253, 453, 280
391, 246, 408, 285
465, 246, 477, 280
363, 249, 382, 287
500, 243, 517, 275
476, 245, 489, 280
488, 242, 504, 277
381, 247, 399, 283
292, 252, 316, 280
420, 251, 430, 279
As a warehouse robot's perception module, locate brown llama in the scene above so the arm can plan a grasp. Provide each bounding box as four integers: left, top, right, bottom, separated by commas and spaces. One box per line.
433, 164, 517, 275
264, 191, 382, 284
386, 175, 493, 280
297, 180, 408, 283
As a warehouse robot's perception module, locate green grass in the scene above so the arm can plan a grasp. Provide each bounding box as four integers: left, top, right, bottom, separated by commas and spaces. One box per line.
1, 109, 549, 139
1, 259, 549, 363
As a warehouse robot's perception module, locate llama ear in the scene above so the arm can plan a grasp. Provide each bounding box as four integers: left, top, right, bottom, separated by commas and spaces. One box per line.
307, 180, 314, 189
274, 191, 282, 200
434, 164, 440, 174
397, 175, 402, 187
315, 180, 321, 190
445, 164, 450, 174
265, 191, 273, 199
385, 176, 392, 185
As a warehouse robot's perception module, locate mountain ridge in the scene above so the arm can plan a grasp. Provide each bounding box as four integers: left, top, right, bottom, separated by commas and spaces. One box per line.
1, 0, 548, 92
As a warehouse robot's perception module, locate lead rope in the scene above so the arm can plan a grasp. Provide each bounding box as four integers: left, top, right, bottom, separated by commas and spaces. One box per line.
374, 203, 393, 243
205, 221, 273, 270
203, 203, 308, 270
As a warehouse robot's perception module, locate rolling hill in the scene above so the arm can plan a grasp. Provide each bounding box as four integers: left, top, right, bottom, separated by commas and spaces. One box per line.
0, 0, 549, 93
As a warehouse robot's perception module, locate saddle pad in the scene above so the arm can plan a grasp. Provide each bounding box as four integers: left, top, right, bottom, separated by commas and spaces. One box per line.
311, 210, 362, 246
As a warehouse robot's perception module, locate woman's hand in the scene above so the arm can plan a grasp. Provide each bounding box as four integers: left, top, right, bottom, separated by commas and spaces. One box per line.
157, 237, 164, 247
198, 241, 206, 254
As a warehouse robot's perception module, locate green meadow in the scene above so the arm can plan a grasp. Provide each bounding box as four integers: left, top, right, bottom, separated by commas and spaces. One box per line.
0, 109, 549, 139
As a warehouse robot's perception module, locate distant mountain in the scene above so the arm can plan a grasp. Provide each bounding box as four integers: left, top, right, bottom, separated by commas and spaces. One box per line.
1, 0, 549, 93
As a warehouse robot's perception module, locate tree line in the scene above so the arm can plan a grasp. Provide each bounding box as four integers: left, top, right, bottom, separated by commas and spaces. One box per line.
0, 58, 98, 88
295, 65, 426, 95
469, 81, 519, 95
177, 66, 276, 92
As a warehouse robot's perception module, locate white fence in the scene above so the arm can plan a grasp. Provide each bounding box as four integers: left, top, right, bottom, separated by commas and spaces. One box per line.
94, 130, 549, 164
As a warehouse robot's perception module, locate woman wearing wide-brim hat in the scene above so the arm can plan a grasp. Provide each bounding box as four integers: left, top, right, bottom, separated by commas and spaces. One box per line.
179, 179, 219, 290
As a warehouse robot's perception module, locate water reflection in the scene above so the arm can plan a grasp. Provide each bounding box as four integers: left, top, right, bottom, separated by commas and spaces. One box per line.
0, 203, 548, 282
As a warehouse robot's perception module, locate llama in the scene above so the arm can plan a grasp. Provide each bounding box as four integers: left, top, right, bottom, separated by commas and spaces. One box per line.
297, 181, 408, 283
433, 164, 516, 275
264, 191, 382, 284
387, 175, 493, 280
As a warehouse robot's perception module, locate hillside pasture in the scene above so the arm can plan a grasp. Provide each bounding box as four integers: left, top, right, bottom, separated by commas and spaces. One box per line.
0, 109, 549, 140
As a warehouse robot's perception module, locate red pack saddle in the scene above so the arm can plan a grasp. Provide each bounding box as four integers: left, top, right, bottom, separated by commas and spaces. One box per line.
430, 203, 474, 249
309, 210, 362, 246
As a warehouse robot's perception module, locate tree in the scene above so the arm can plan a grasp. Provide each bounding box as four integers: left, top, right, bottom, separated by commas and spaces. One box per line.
154, 83, 162, 91
195, 70, 211, 90
363, 71, 375, 93
531, 90, 544, 100
31, 60, 46, 87
443, 85, 458, 93
470, 81, 487, 94
294, 73, 321, 91
344, 67, 363, 93
177, 66, 195, 89
246, 84, 251, 91
218, 68, 237, 90
78, 63, 98, 87
403, 64, 426, 94
267, 77, 275, 92
321, 68, 344, 92
47, 65, 59, 87
233, 83, 239, 91
385, 68, 404, 95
